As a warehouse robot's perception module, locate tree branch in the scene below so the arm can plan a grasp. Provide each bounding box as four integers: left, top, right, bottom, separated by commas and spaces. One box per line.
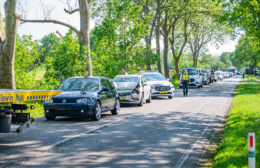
19, 18, 79, 35
64, 8, 79, 14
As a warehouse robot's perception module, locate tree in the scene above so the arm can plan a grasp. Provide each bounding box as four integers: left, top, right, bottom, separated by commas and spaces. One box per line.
20, 0, 93, 76
188, 1, 231, 67
38, 33, 60, 63
233, 35, 260, 68
0, 0, 19, 89
15, 35, 41, 89
217, 0, 260, 39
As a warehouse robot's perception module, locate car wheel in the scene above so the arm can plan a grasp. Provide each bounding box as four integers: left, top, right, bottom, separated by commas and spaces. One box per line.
45, 115, 56, 120
146, 92, 152, 103
168, 95, 173, 99
201, 84, 203, 87
138, 94, 144, 106
92, 101, 101, 121
111, 98, 120, 115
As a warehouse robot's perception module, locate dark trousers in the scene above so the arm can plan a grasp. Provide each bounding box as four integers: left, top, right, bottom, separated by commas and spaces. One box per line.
183, 81, 189, 95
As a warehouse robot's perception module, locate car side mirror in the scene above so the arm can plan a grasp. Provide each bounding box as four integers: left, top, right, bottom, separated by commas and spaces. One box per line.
102, 88, 109, 92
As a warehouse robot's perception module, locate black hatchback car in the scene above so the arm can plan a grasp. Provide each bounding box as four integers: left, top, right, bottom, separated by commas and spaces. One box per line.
44, 76, 120, 121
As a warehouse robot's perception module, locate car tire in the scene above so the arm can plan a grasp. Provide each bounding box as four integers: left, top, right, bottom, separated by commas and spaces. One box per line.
45, 115, 56, 120
168, 95, 173, 99
92, 101, 102, 121
111, 98, 120, 115
138, 94, 144, 107
146, 92, 152, 103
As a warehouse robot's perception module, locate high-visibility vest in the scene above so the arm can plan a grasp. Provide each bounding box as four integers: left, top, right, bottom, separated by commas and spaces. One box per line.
182, 74, 189, 81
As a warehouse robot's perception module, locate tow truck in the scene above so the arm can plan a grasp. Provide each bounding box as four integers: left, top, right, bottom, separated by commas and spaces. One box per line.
0, 89, 61, 133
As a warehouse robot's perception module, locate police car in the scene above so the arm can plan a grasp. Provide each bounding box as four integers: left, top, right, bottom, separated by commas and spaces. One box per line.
138, 71, 175, 99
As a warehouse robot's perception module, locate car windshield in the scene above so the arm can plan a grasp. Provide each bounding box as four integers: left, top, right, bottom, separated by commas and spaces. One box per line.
59, 78, 99, 91
114, 76, 140, 83
182, 69, 198, 75
201, 70, 207, 73
143, 73, 166, 81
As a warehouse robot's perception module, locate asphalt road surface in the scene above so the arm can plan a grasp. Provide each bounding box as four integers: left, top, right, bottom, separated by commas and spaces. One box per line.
0, 77, 241, 168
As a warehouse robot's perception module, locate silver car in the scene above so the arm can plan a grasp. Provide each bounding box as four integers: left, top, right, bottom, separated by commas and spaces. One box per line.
114, 75, 152, 106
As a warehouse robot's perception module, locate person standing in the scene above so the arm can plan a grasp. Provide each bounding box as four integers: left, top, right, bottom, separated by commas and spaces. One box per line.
120, 69, 128, 75
181, 70, 191, 96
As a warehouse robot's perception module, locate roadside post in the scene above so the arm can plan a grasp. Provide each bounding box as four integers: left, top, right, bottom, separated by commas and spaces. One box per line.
248, 133, 255, 168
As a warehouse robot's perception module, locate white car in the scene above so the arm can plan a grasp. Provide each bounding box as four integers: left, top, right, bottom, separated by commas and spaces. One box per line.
138, 72, 175, 99
215, 71, 224, 80
114, 75, 152, 106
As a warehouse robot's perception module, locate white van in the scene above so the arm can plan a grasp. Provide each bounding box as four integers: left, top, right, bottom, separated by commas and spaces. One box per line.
180, 67, 203, 88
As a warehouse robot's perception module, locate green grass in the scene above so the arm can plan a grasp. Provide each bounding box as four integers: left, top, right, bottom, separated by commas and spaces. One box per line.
214, 76, 260, 168
23, 101, 45, 118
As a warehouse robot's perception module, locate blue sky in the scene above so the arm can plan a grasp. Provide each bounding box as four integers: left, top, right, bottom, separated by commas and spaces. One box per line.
1, 0, 238, 56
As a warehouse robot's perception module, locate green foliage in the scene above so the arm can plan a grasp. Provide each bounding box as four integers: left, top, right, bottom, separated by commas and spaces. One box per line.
38, 33, 60, 62
15, 35, 41, 89
43, 31, 86, 89
91, 0, 152, 78
232, 35, 260, 67
216, 0, 260, 48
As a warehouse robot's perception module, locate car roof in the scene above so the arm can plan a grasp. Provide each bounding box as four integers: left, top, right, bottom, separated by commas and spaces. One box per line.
114, 75, 142, 78
66, 76, 109, 80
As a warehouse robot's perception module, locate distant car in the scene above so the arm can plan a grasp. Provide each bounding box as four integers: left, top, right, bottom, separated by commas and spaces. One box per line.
215, 71, 224, 80
113, 75, 152, 106
138, 72, 175, 99
44, 77, 120, 121
201, 69, 210, 85
180, 67, 203, 88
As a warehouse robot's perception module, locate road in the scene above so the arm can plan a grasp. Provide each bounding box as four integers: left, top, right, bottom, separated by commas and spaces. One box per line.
0, 77, 240, 168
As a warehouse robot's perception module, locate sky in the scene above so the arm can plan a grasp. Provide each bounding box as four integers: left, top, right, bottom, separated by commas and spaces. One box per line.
0, 0, 238, 56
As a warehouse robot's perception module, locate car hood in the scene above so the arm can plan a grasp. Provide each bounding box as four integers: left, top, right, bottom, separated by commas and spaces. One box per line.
54, 91, 97, 98
115, 82, 138, 90
146, 80, 173, 87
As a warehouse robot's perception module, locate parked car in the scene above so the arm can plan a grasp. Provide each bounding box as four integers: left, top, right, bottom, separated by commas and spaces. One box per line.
215, 71, 224, 80
180, 67, 203, 88
201, 69, 210, 85
44, 76, 120, 121
113, 75, 152, 106
138, 72, 175, 99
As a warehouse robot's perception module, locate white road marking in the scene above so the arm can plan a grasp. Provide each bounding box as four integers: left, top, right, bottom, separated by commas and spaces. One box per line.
40, 114, 137, 151
174, 126, 209, 168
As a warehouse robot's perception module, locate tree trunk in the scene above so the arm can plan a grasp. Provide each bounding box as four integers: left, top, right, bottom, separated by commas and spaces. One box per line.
174, 56, 180, 79
163, 10, 169, 78
156, 8, 161, 73
0, 0, 18, 89
193, 52, 198, 67
78, 0, 92, 76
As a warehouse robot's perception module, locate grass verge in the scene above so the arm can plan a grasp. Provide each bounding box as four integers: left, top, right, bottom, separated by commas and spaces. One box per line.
211, 76, 260, 168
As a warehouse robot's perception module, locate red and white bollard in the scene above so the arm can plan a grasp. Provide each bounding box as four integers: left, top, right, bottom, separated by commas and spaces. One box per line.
248, 133, 255, 168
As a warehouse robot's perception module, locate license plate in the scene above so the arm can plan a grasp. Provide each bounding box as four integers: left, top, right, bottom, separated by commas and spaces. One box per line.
119, 97, 126, 100
160, 91, 168, 94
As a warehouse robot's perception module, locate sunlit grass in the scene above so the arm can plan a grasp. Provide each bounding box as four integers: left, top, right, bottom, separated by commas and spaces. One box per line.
214, 77, 260, 168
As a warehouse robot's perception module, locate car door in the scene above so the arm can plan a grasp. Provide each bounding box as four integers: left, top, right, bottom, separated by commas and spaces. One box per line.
106, 79, 116, 110
100, 78, 110, 111
141, 77, 150, 100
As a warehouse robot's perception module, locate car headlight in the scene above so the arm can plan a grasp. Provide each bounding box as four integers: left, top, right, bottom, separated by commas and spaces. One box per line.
131, 92, 138, 98
45, 99, 53, 104
76, 98, 95, 105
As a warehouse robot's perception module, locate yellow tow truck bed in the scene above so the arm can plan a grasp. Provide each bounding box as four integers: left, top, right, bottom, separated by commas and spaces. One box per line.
0, 89, 62, 104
